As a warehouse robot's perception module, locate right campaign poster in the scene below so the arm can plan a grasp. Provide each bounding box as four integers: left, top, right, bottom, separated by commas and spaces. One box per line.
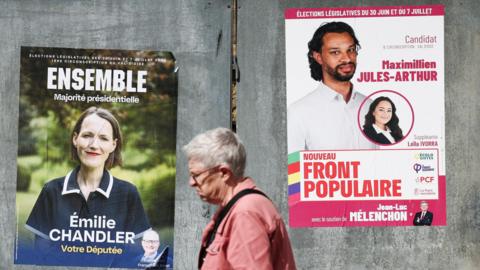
286, 5, 445, 227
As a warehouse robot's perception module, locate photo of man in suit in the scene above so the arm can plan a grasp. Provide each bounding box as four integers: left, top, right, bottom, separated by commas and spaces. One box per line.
413, 201, 433, 226
137, 229, 171, 269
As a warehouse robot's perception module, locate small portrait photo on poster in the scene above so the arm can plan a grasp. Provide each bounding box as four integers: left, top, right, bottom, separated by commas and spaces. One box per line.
358, 90, 414, 146
413, 201, 433, 226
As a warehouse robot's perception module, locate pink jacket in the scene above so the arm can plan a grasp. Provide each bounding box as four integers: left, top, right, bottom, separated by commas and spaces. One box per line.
199, 178, 296, 270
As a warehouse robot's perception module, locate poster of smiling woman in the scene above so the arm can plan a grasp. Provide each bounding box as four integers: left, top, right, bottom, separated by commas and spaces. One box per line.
286, 5, 445, 227
15, 47, 176, 268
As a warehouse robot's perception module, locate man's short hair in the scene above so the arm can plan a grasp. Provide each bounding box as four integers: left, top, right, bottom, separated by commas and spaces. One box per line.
183, 127, 246, 178
307, 21, 360, 81
143, 229, 160, 241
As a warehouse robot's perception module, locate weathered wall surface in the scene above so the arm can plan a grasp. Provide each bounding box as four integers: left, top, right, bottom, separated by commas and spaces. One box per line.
0, 0, 479, 269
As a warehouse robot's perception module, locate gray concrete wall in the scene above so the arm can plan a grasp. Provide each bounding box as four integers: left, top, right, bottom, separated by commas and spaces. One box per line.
0, 0, 479, 269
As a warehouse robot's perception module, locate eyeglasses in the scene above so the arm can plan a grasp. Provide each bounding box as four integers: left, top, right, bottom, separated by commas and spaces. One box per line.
190, 166, 220, 185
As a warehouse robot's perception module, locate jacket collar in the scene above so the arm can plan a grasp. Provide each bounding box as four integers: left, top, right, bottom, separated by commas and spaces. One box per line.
61, 166, 113, 198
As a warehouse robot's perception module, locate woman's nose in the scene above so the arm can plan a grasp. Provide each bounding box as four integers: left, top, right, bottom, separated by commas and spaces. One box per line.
88, 137, 99, 148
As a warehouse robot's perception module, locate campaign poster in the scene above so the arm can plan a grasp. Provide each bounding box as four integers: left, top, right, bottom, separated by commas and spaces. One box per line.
15, 47, 176, 268
286, 5, 445, 227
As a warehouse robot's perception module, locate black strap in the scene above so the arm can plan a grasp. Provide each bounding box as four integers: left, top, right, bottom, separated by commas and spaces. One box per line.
198, 189, 269, 269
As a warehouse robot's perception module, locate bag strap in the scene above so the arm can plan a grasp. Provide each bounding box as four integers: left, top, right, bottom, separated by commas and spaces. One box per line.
198, 188, 269, 269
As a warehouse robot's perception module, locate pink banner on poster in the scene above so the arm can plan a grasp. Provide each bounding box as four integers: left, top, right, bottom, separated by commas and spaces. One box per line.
289, 176, 446, 227
286, 5, 444, 19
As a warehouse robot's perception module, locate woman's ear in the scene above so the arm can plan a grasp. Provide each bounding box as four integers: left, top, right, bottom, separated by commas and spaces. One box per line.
110, 138, 117, 153
72, 132, 78, 147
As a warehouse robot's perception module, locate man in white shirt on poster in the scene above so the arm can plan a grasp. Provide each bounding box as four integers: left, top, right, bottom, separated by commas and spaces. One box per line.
288, 21, 376, 153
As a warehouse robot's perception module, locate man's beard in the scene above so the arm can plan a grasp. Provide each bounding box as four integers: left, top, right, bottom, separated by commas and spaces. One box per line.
325, 62, 356, 82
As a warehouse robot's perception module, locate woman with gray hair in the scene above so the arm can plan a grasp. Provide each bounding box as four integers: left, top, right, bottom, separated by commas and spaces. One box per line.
183, 127, 296, 270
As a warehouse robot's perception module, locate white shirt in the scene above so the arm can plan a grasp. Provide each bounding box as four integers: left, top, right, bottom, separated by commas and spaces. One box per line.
288, 82, 377, 153
372, 124, 396, 144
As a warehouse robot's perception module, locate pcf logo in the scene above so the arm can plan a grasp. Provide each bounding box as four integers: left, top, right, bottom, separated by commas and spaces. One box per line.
416, 176, 435, 183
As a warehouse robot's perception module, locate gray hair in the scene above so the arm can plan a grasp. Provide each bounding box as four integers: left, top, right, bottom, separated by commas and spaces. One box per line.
142, 229, 160, 241
183, 127, 246, 178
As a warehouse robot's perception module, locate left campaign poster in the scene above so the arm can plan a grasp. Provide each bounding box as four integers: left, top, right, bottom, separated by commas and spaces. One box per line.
15, 47, 176, 269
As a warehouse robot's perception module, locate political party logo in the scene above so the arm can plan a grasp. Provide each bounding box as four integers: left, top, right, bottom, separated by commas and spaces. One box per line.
413, 163, 435, 173
416, 188, 436, 196
413, 163, 422, 173
416, 176, 435, 184
413, 153, 434, 160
